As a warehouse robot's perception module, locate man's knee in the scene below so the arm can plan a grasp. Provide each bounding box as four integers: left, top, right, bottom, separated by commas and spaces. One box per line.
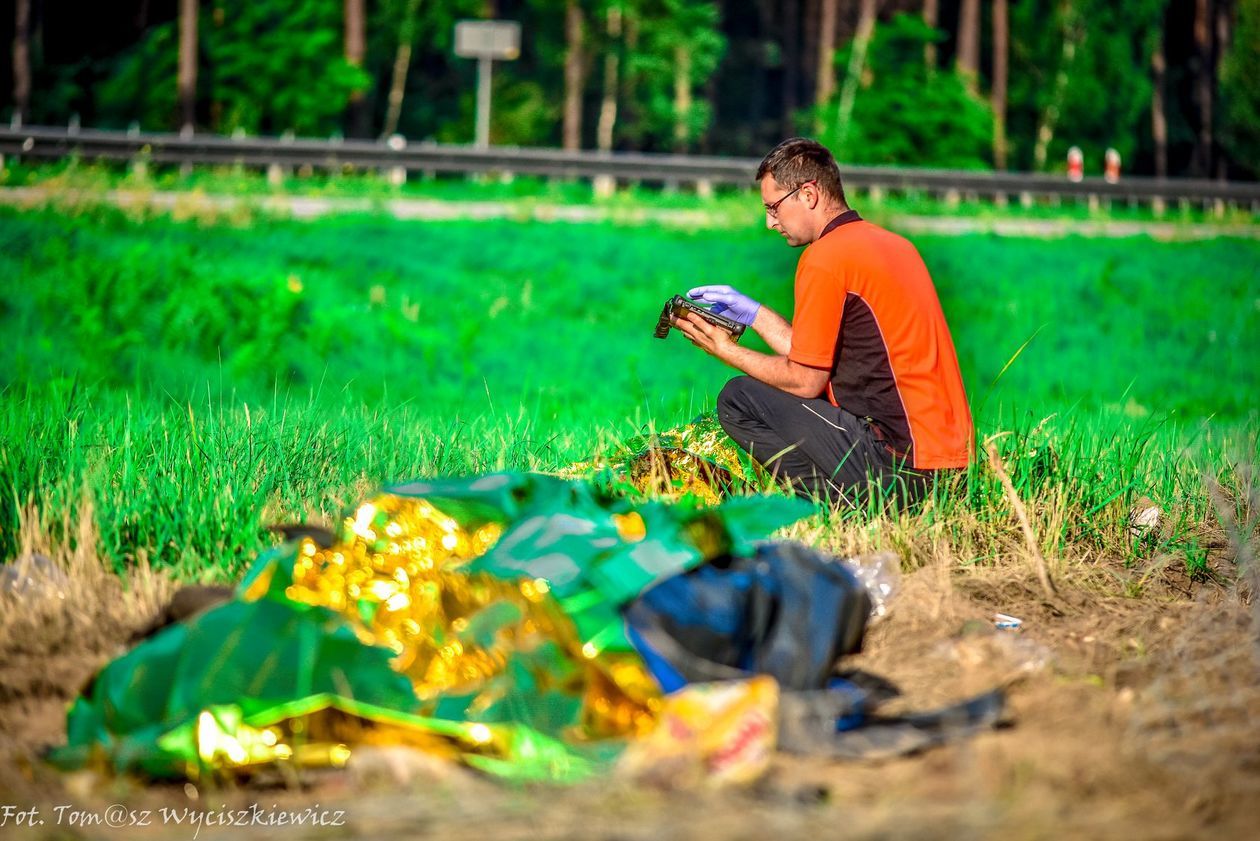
716, 376, 757, 426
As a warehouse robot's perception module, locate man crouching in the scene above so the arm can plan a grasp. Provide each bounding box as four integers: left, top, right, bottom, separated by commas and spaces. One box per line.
674, 137, 974, 506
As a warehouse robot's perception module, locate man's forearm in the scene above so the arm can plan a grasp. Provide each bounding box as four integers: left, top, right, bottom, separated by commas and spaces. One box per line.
722, 344, 825, 398
752, 306, 792, 356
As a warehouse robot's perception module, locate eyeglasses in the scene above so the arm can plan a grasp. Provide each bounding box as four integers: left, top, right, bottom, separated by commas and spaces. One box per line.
763, 181, 813, 218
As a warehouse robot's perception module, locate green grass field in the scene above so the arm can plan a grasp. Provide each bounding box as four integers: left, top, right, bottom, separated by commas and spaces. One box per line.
1, 203, 1256, 581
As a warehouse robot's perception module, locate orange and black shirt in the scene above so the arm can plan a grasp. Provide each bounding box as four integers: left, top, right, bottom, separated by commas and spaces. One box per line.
787, 211, 974, 470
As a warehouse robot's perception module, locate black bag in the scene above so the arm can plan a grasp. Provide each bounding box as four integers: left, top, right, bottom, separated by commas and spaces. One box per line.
624, 541, 871, 692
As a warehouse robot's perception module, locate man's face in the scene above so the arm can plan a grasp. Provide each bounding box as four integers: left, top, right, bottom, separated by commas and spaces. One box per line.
759, 175, 809, 247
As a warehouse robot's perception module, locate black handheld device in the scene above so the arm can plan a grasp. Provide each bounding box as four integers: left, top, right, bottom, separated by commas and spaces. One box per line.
653, 295, 747, 341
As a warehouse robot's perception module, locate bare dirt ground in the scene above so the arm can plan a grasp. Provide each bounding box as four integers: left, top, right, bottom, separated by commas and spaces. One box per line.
2, 546, 1259, 841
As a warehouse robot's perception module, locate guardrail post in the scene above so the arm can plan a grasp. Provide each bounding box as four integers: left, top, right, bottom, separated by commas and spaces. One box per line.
868, 185, 884, 204
1152, 196, 1165, 217
994, 192, 1008, 208
386, 134, 407, 186
130, 130, 150, 180
269, 130, 295, 186
230, 127, 247, 173
1213, 198, 1225, 219
178, 123, 194, 177
1020, 191, 1033, 209
944, 188, 960, 208
593, 174, 615, 199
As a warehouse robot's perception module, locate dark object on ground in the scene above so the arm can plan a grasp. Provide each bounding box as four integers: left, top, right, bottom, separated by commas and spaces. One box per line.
267, 523, 337, 548
779, 688, 1008, 759
128, 585, 234, 644
626, 541, 1006, 759
625, 541, 871, 691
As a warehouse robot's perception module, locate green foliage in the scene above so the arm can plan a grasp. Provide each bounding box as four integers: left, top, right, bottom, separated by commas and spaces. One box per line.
1221, 0, 1260, 178
438, 77, 561, 146
811, 14, 993, 169
1008, 0, 1165, 172
620, 0, 727, 150
97, 24, 179, 130
97, 0, 369, 135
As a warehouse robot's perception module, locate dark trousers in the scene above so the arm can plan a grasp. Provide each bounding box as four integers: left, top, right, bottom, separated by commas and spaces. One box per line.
716, 376, 936, 508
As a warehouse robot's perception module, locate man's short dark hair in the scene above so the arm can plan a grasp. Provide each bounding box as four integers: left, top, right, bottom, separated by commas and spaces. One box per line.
755, 137, 847, 206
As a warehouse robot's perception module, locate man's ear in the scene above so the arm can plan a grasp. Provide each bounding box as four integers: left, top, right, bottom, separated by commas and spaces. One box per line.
803, 182, 821, 209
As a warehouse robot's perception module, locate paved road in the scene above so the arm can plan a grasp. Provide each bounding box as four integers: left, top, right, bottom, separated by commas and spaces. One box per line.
3, 186, 1257, 240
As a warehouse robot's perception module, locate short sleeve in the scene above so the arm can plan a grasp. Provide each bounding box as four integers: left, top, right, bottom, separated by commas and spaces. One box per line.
788, 249, 846, 369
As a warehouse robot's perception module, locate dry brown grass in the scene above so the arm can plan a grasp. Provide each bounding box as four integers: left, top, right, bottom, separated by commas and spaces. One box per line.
0, 499, 175, 796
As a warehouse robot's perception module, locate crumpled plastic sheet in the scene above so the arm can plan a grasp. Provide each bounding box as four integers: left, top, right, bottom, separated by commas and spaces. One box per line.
557, 412, 758, 504
48, 472, 814, 785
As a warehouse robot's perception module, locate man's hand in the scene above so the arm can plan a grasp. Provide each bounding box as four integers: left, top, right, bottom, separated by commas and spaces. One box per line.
687, 285, 761, 325
675, 311, 738, 361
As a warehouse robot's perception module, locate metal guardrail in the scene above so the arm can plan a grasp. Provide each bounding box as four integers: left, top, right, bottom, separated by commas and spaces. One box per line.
3, 125, 1259, 207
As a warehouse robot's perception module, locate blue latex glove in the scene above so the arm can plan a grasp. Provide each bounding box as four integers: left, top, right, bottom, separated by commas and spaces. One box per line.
686, 285, 761, 326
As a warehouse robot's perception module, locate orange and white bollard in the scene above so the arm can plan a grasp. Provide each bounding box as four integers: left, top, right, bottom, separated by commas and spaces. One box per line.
1067, 146, 1084, 182
1104, 148, 1121, 184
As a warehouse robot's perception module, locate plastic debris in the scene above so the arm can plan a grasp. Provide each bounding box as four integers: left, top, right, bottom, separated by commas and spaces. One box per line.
1128, 500, 1162, 539
616, 676, 778, 787
842, 551, 901, 621
994, 612, 1023, 630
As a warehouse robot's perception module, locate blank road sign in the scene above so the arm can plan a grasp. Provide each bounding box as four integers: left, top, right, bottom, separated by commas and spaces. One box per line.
454, 20, 521, 60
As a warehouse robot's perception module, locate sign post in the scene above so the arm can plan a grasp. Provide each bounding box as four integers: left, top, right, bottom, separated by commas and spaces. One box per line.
454, 20, 521, 148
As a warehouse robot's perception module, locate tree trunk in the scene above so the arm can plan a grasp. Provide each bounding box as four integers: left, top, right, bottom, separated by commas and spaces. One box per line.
701, 5, 721, 155
674, 45, 693, 152
597, 5, 622, 152
956, 0, 980, 92
782, 0, 799, 136
1151, 21, 1168, 178
803, 0, 821, 109
563, 0, 585, 151
923, 0, 938, 69
992, 0, 1009, 168
1033, 1, 1079, 171
752, 0, 775, 147
344, 0, 368, 137
1215, 0, 1233, 178
178, 0, 198, 133
815, 0, 840, 120
834, 0, 878, 153
623, 10, 640, 149
13, 0, 31, 125
382, 0, 423, 139
1192, 0, 1213, 176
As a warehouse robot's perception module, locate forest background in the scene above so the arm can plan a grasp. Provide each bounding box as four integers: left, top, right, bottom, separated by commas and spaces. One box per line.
4, 0, 1260, 181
